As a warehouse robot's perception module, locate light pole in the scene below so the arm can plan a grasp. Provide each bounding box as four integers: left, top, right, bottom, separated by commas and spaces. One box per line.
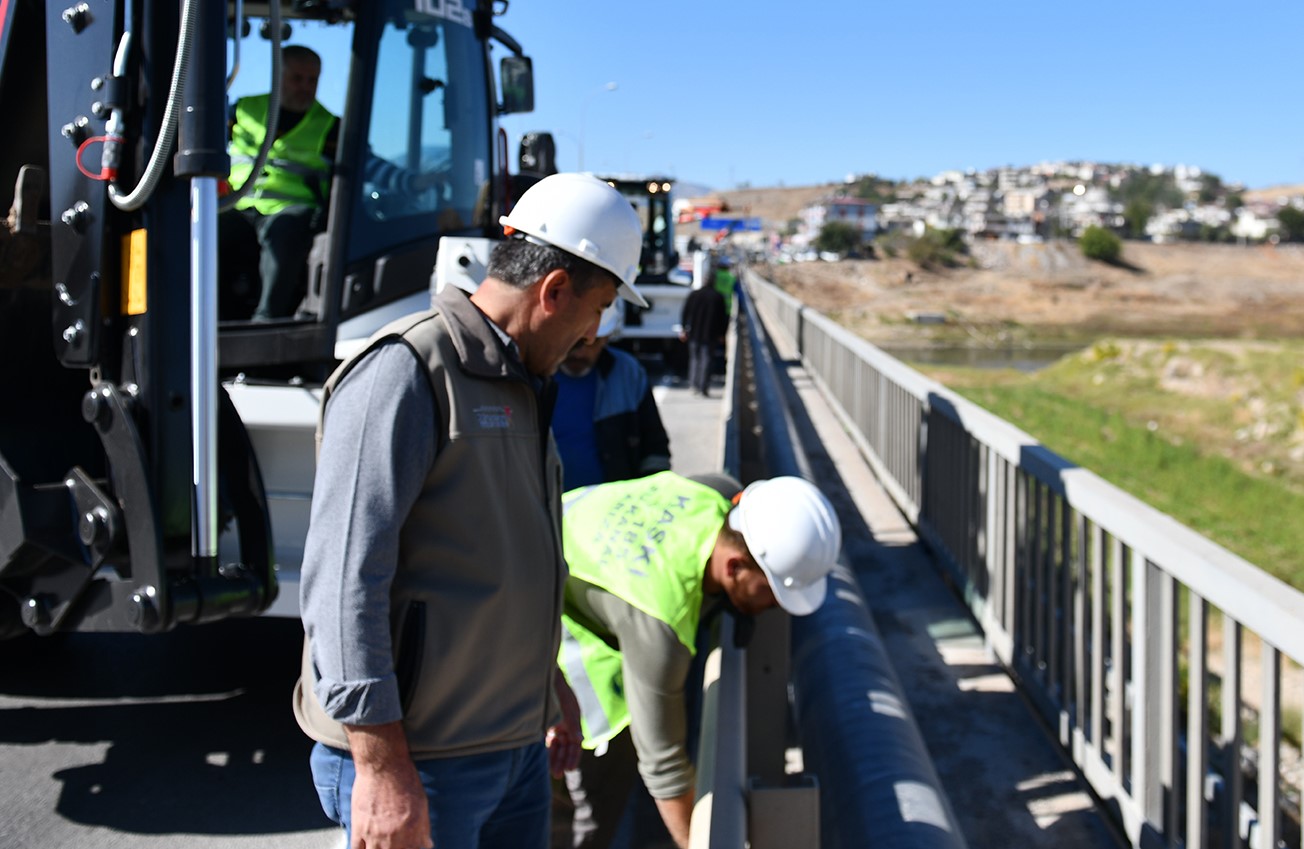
578, 81, 617, 172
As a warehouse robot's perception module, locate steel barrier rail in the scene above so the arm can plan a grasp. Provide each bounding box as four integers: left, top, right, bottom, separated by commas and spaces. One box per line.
689, 303, 749, 849
734, 281, 968, 849
747, 267, 1304, 849
690, 612, 748, 849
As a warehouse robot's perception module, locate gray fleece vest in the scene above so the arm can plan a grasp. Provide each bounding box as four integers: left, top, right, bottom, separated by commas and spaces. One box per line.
293, 286, 566, 758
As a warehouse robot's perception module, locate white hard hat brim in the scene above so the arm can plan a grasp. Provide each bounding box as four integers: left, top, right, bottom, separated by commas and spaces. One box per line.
597, 302, 622, 337
617, 279, 649, 309
770, 573, 828, 617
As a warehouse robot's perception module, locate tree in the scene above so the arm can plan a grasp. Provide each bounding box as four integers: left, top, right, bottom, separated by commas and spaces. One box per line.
1123, 199, 1153, 239
906, 227, 966, 269
1080, 225, 1122, 263
1197, 173, 1225, 204
1114, 170, 1184, 209
849, 175, 899, 205
1276, 205, 1304, 242
815, 220, 862, 255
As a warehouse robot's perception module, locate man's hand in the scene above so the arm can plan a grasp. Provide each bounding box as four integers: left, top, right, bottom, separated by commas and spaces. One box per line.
546, 668, 583, 777
412, 169, 446, 193
654, 790, 695, 849
345, 722, 433, 849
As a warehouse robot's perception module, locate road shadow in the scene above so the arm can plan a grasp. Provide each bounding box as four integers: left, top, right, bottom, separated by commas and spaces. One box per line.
0, 617, 331, 836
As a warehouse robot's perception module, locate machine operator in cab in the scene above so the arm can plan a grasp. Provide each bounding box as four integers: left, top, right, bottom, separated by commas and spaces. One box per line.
220, 45, 442, 321
293, 173, 648, 849
556, 472, 842, 848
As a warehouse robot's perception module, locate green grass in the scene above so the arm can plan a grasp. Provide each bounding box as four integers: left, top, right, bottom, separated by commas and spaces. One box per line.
915, 341, 1304, 590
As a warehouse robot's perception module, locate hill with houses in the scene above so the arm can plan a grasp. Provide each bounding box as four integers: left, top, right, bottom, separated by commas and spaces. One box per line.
676, 163, 1304, 250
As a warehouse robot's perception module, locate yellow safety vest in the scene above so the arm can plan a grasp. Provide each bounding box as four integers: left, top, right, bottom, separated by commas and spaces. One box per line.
229, 94, 335, 215
558, 472, 729, 747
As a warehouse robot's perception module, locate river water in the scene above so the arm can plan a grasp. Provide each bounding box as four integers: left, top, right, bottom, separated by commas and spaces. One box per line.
879, 344, 1082, 373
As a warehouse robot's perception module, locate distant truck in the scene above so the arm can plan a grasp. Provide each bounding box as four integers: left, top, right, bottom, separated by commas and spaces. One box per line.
592, 174, 693, 368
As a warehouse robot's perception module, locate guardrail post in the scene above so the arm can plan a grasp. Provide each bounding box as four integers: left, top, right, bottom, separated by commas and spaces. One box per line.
747, 774, 819, 849
746, 613, 790, 785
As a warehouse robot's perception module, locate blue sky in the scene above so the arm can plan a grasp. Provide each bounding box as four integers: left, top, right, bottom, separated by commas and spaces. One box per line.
230, 2, 1303, 193
495, 0, 1304, 191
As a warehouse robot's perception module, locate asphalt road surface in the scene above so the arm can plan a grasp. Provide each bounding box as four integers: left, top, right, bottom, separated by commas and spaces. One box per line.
0, 616, 339, 849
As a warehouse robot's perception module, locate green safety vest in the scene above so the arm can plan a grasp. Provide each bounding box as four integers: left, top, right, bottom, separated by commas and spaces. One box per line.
228, 94, 335, 215
559, 472, 730, 747
713, 269, 736, 314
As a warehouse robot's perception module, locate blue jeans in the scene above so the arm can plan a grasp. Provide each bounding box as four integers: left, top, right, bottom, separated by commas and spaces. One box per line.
310, 740, 551, 849
687, 341, 713, 394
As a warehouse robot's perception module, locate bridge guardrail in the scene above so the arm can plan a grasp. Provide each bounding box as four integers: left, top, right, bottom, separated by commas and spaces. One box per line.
747, 266, 1304, 849
690, 280, 967, 849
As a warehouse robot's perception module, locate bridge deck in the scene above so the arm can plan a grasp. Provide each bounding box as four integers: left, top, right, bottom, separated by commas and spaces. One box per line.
765, 324, 1125, 848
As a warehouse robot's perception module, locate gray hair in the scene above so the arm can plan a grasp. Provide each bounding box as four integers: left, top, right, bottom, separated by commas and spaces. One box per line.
487, 237, 618, 297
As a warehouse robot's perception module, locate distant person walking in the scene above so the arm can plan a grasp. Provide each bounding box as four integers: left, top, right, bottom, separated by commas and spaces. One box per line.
678, 275, 727, 397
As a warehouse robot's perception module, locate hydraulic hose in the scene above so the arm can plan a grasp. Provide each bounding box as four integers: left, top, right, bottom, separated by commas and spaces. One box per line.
108, 0, 197, 210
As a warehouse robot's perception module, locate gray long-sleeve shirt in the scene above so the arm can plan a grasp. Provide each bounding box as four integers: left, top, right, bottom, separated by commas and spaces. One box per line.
299, 339, 436, 726
565, 580, 723, 799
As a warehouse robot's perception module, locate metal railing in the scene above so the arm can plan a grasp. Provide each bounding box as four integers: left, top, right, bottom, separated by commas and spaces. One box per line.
691, 282, 967, 849
748, 267, 1304, 849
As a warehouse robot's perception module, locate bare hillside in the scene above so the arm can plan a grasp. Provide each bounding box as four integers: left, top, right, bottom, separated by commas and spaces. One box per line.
767, 241, 1304, 345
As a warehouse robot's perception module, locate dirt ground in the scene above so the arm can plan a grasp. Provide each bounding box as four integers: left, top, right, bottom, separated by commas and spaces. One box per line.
766, 241, 1304, 347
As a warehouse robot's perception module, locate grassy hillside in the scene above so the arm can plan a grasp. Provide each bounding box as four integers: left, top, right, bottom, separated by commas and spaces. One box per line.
915, 339, 1304, 587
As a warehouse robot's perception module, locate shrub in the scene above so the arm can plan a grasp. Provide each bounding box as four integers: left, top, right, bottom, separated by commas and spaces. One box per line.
815, 220, 862, 255
1079, 225, 1122, 263
906, 227, 966, 269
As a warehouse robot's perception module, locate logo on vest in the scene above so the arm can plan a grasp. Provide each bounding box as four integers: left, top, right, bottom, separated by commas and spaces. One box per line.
474, 404, 513, 429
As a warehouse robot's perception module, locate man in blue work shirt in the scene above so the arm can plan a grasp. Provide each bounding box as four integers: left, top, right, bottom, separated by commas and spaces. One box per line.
553, 302, 671, 490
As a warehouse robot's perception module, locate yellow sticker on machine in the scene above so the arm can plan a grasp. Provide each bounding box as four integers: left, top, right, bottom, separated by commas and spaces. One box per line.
122, 228, 147, 315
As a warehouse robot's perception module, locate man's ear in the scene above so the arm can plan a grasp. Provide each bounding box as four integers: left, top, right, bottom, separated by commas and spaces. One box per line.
536, 268, 571, 317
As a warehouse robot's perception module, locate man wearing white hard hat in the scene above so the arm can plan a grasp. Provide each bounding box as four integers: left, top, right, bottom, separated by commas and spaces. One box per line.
553, 301, 672, 491
556, 471, 841, 848
295, 172, 645, 849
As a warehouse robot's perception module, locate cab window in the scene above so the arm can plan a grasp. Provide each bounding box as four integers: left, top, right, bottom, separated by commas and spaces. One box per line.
350, 2, 490, 260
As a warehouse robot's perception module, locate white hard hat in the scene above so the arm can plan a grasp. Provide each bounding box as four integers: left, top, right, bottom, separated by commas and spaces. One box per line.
500, 172, 648, 308
728, 477, 841, 615
596, 300, 623, 338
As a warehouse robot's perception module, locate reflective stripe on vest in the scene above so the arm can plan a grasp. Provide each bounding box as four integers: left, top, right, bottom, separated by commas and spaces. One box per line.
559, 617, 621, 745
228, 94, 334, 215
558, 472, 729, 748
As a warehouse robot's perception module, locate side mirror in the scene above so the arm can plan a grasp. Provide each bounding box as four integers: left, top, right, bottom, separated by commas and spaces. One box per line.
518, 131, 556, 176
500, 55, 534, 114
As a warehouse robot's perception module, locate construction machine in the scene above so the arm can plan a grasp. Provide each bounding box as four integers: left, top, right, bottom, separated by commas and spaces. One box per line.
0, 0, 537, 636
594, 174, 692, 367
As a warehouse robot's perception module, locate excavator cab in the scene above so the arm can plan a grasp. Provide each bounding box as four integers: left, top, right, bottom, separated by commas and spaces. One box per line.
0, 0, 534, 637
